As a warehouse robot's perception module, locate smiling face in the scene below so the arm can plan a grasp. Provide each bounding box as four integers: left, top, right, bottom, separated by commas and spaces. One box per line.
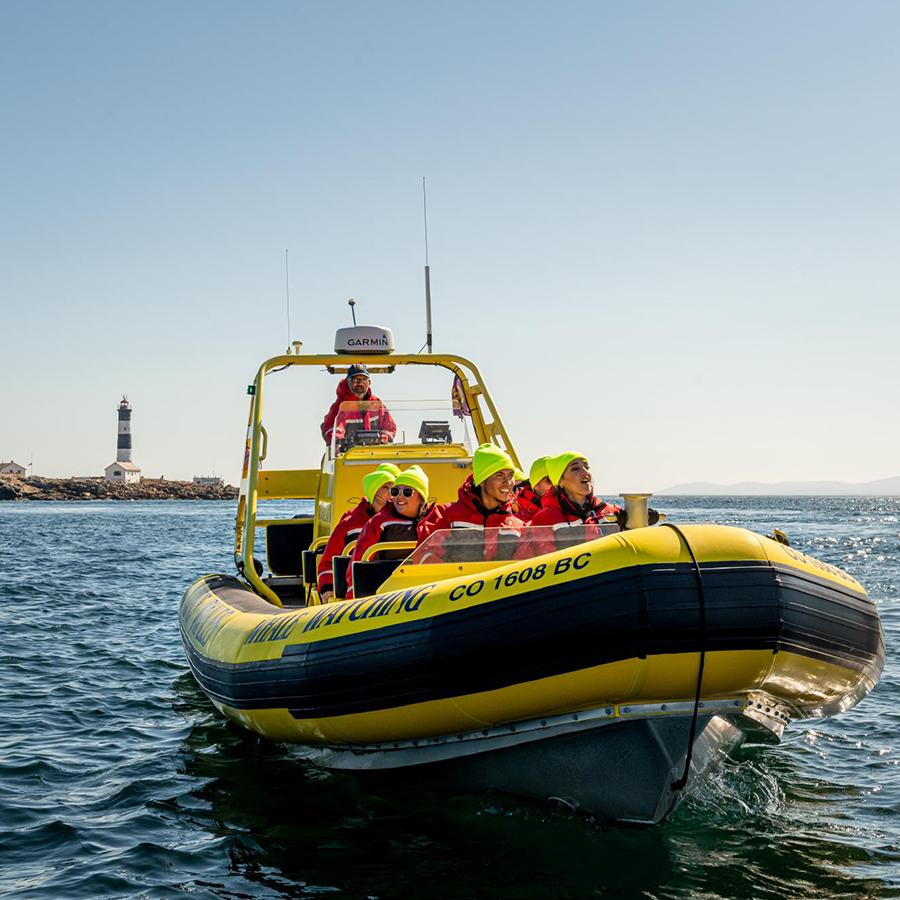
559, 458, 593, 503
479, 468, 516, 509
348, 374, 370, 398
392, 486, 423, 518
372, 481, 394, 513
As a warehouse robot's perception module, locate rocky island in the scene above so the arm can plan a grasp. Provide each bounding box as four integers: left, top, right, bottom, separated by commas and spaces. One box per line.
0, 475, 238, 502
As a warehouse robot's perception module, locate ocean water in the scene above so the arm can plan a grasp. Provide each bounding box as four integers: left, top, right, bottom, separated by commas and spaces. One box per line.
0, 497, 897, 899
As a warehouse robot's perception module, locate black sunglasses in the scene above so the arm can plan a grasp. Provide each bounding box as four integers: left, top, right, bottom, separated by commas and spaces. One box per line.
390, 487, 416, 498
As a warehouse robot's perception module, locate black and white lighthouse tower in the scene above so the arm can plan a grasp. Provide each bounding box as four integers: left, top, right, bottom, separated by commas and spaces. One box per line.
117, 396, 133, 463
104, 396, 141, 482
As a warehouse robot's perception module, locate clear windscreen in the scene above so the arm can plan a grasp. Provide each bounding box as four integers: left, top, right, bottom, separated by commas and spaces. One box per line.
408, 523, 621, 565
330, 399, 473, 458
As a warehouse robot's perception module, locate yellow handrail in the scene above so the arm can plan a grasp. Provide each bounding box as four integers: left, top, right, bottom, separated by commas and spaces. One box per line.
361, 541, 417, 562
234, 348, 518, 610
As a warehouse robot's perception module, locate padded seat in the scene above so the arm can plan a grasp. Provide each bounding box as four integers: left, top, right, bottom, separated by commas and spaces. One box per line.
265, 519, 313, 577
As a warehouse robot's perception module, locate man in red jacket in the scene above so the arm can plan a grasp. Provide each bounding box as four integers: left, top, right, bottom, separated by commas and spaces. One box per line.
320, 364, 397, 449
316, 463, 400, 602
421, 443, 525, 562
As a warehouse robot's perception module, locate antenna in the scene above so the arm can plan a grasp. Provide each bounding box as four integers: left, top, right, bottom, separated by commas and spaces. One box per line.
348, 298, 357, 325
423, 176, 433, 353
284, 249, 292, 352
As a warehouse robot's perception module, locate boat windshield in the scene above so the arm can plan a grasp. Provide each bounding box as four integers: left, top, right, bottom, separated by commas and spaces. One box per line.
405, 523, 621, 565
329, 399, 473, 458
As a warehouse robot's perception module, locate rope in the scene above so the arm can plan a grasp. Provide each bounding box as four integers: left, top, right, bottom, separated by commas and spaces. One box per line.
663, 523, 707, 792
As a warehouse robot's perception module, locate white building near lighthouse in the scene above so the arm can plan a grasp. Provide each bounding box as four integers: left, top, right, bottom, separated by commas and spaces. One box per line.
104, 397, 141, 482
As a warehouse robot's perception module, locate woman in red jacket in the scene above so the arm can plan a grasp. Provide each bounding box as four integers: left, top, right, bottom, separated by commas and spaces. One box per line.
316, 463, 400, 601
421, 443, 525, 562
346, 466, 440, 599
524, 451, 625, 557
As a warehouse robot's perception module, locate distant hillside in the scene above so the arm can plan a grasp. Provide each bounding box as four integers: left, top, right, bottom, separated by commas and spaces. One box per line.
658, 475, 900, 496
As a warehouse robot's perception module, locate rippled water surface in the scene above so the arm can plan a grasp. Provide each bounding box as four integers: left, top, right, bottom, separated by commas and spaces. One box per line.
1, 497, 898, 898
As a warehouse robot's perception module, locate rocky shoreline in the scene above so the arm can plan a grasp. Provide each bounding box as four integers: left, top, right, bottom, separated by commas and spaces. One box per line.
0, 475, 238, 502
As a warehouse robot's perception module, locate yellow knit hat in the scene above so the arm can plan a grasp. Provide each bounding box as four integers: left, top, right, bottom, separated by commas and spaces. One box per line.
546, 451, 589, 487
362, 463, 401, 504
393, 465, 429, 500
472, 443, 524, 486
528, 456, 551, 487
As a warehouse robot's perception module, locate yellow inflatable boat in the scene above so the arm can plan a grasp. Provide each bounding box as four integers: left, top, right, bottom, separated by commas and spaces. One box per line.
180, 323, 883, 824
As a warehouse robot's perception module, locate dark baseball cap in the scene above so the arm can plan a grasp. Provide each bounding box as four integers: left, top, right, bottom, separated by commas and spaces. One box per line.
346, 364, 370, 380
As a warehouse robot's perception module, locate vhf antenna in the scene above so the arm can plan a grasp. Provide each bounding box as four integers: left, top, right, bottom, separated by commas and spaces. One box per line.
348, 297, 357, 325
284, 248, 292, 352
423, 176, 433, 353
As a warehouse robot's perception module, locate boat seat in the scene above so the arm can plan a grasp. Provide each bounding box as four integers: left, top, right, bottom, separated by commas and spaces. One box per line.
265, 519, 314, 577
263, 575, 307, 606
352, 560, 403, 599
333, 555, 351, 600
301, 547, 323, 586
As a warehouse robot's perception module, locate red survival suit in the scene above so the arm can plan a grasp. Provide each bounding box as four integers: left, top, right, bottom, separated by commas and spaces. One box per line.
320, 381, 397, 446
345, 502, 441, 599
523, 490, 622, 557
512, 480, 542, 523
316, 498, 376, 596
421, 476, 525, 562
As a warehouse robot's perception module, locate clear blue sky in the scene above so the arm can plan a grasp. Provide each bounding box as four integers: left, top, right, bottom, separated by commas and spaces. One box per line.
2, 1, 898, 491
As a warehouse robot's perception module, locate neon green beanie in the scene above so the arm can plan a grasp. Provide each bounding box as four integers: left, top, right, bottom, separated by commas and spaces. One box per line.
362, 463, 401, 504
546, 451, 589, 487
472, 443, 524, 486
529, 456, 551, 487
393, 465, 429, 500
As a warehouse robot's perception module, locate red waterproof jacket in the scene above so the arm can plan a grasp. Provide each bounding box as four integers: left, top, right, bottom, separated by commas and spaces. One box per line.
317, 498, 375, 594
519, 490, 622, 558
512, 480, 542, 523
420, 476, 525, 562
320, 381, 397, 445
346, 502, 440, 599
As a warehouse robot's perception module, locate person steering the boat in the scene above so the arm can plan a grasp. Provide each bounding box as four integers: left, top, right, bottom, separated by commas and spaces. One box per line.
512, 456, 552, 523
320, 364, 397, 450
523, 451, 656, 556
419, 443, 525, 562
345, 465, 441, 599
316, 463, 401, 602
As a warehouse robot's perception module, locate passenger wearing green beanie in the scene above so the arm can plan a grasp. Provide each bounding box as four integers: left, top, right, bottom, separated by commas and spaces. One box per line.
424, 444, 525, 562
346, 465, 442, 599
362, 463, 401, 504
513, 455, 552, 522
316, 463, 400, 601
472, 443, 525, 487
527, 451, 659, 556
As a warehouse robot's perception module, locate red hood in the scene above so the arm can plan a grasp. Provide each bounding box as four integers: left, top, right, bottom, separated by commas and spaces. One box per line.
335, 380, 373, 402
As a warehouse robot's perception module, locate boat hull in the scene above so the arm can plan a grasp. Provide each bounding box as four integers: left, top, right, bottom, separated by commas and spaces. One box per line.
180, 524, 883, 823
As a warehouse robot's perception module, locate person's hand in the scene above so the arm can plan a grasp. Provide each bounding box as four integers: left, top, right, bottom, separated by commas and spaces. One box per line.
648, 508, 660, 526
379, 432, 390, 443
615, 509, 628, 530
320, 590, 334, 603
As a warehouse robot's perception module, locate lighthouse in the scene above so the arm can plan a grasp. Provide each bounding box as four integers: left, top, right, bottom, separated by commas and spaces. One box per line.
116, 396, 133, 462
104, 396, 142, 483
